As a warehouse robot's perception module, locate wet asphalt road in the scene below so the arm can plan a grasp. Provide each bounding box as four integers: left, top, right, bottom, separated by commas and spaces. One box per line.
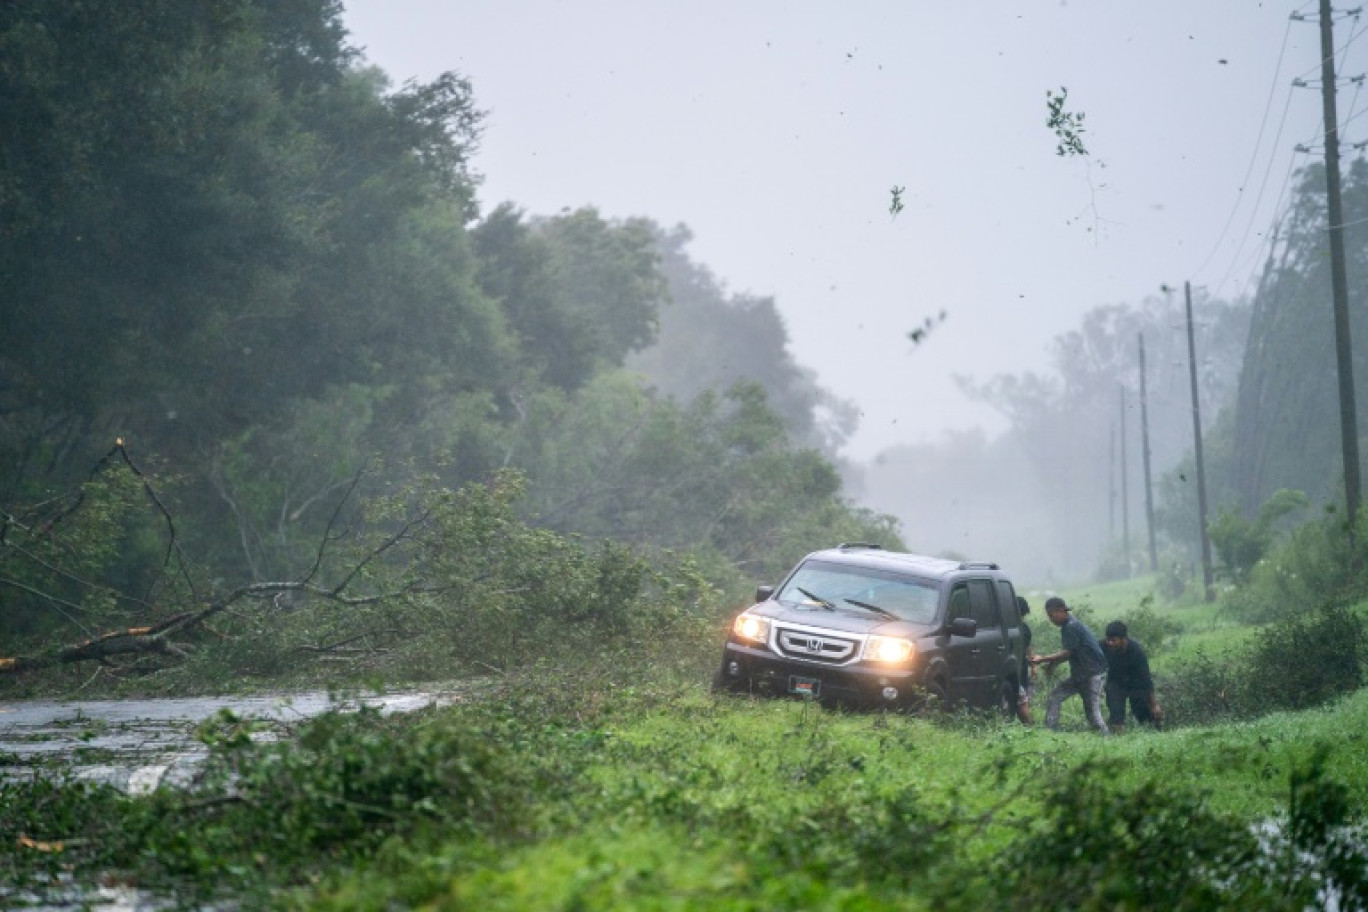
0, 689, 464, 792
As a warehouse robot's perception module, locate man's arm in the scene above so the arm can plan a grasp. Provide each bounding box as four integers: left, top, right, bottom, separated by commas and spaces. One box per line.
1031, 648, 1071, 666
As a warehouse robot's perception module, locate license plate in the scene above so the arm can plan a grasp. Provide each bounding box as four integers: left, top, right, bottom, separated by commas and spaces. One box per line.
789, 675, 821, 697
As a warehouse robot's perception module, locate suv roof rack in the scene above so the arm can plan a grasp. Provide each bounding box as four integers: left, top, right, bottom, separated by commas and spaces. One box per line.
956, 560, 1000, 570
837, 542, 884, 551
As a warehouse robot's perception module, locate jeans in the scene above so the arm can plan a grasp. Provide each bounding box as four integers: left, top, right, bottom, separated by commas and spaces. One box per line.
1106, 686, 1154, 726
1045, 673, 1109, 734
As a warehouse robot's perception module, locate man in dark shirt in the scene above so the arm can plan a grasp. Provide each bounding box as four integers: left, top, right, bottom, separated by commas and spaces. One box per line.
1102, 620, 1163, 733
1032, 597, 1109, 734
1016, 596, 1034, 724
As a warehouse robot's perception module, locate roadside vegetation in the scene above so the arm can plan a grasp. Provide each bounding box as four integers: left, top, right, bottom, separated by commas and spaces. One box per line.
5, 503, 1368, 909
6, 652, 1368, 909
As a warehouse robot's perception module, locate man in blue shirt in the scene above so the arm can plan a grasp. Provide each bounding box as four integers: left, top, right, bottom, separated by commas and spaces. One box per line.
1032, 596, 1109, 734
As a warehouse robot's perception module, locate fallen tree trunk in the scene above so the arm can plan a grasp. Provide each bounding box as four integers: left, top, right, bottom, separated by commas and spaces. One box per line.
0, 613, 192, 673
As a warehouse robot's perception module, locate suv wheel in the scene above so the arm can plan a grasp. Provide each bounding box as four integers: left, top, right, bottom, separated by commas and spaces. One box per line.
920, 676, 948, 715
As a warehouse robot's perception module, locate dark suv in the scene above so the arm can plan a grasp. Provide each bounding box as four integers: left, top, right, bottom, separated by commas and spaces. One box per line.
715, 544, 1026, 712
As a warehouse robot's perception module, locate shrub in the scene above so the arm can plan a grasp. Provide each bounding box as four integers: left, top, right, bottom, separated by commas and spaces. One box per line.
1243, 603, 1365, 713
1229, 508, 1368, 624
1158, 648, 1251, 725
988, 753, 1368, 911
992, 761, 1266, 910
225, 707, 520, 849
1208, 489, 1309, 586
1285, 749, 1368, 910
1160, 604, 1365, 725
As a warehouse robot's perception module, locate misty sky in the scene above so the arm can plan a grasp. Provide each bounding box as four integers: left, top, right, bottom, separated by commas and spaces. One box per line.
341, 1, 1361, 461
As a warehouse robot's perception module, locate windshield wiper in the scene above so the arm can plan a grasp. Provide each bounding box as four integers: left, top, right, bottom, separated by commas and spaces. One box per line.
843, 597, 898, 620
795, 586, 837, 611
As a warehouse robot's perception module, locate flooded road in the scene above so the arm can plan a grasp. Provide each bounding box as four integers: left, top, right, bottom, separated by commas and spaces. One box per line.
1, 688, 472, 910
0, 687, 468, 792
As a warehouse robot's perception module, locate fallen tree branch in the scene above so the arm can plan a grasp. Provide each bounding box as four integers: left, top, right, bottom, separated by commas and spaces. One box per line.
0, 446, 439, 676
0, 612, 193, 673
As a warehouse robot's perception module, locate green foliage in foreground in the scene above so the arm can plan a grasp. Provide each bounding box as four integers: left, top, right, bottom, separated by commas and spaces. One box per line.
6, 665, 1368, 910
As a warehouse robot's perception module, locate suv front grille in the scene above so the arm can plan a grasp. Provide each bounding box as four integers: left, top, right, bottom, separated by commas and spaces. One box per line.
775, 625, 859, 664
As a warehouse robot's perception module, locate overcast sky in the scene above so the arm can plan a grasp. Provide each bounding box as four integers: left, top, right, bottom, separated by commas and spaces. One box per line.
341, 1, 1363, 461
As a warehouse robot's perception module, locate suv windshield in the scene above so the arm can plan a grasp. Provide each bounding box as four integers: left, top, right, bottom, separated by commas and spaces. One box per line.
776, 559, 939, 624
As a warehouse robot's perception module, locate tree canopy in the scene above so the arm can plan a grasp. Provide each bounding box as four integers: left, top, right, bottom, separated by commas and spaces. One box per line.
0, 0, 896, 666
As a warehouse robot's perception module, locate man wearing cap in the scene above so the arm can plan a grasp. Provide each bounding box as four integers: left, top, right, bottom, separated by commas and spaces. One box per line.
1101, 620, 1162, 733
1031, 597, 1109, 734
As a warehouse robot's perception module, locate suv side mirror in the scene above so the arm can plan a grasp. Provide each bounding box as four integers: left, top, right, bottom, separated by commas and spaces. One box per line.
947, 617, 977, 638
756, 585, 775, 603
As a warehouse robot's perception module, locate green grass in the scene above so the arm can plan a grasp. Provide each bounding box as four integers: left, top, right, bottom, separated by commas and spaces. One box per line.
6, 661, 1367, 910
7, 586, 1368, 910
1050, 574, 1176, 615
301, 684, 1368, 910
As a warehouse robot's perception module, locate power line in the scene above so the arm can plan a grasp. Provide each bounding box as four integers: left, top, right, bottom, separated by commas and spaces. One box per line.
1191, 18, 1295, 283
1201, 90, 1297, 297
1224, 109, 1332, 302
1202, 4, 1366, 301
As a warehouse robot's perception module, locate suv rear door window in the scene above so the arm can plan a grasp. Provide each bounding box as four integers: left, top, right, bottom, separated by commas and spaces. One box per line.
995, 580, 1019, 631
967, 579, 1001, 633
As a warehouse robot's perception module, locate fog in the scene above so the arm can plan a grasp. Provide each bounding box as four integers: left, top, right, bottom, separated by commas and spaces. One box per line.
340, 2, 1366, 583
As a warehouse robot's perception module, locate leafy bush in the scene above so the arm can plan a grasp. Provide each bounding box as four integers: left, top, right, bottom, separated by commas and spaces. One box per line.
989, 753, 1368, 911
1243, 603, 1365, 713
1227, 508, 1368, 624
1160, 604, 1366, 725
993, 761, 1266, 910
207, 706, 522, 852
1285, 749, 1368, 910
1208, 489, 1309, 585
1154, 648, 1250, 726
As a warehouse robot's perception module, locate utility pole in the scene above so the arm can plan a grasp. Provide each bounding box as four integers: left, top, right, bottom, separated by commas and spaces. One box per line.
1109, 422, 1116, 539
1119, 385, 1131, 578
1138, 334, 1159, 574
1318, 0, 1361, 529
1186, 282, 1215, 601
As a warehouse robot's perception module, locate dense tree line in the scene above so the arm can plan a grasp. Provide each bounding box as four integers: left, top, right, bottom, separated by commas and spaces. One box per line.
0, 0, 897, 660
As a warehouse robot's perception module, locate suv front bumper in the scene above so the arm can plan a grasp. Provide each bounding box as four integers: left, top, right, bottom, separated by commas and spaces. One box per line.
718, 641, 924, 709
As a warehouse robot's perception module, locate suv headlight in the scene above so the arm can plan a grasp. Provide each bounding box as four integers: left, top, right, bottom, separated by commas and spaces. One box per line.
732, 613, 771, 645
863, 635, 915, 664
